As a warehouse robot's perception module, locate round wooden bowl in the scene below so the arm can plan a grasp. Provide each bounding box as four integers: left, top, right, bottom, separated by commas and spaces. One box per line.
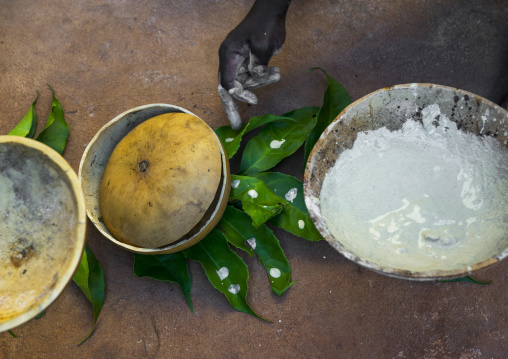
79, 104, 230, 254
304, 84, 508, 280
0, 136, 86, 332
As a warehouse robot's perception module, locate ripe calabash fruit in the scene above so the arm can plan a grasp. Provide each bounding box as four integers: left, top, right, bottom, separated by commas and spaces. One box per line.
99, 112, 222, 248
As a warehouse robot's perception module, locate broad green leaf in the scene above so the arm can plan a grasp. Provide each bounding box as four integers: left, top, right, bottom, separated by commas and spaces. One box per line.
219, 206, 295, 296
304, 68, 351, 166
229, 174, 285, 227
133, 252, 193, 311
439, 276, 492, 285
252, 172, 323, 241
239, 107, 319, 175
8, 91, 39, 138
182, 228, 265, 320
215, 112, 297, 159
35, 85, 69, 154
73, 245, 105, 345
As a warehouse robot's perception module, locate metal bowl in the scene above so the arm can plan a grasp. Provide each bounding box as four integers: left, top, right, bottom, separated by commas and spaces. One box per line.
79, 104, 230, 254
304, 84, 508, 280
0, 136, 86, 332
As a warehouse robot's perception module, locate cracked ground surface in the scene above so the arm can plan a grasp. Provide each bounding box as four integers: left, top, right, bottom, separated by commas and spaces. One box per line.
1, 0, 508, 358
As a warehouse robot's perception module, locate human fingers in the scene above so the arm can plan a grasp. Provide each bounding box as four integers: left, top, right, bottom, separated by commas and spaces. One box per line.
243, 66, 281, 91
218, 80, 242, 130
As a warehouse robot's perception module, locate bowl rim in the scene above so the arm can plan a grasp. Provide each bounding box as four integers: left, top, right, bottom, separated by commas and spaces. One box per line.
0, 136, 86, 332
303, 83, 508, 281
78, 103, 230, 254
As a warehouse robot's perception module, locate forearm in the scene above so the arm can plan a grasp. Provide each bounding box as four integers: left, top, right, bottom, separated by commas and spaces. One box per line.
249, 0, 291, 18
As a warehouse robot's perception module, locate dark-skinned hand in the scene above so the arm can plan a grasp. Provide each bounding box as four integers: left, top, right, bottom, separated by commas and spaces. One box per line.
218, 0, 291, 129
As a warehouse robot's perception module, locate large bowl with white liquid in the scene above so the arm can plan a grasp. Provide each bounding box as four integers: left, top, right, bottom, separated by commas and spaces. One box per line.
304, 84, 508, 280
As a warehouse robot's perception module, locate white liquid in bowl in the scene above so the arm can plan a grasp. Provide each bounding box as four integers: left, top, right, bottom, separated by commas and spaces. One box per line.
320, 104, 508, 272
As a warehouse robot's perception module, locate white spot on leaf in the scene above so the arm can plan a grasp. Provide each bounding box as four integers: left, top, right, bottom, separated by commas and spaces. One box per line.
247, 238, 257, 250
285, 188, 298, 203
269, 268, 281, 278
228, 284, 240, 294
298, 220, 305, 229
225, 138, 234, 143
216, 267, 229, 281
248, 189, 258, 198
231, 180, 240, 188
270, 139, 286, 149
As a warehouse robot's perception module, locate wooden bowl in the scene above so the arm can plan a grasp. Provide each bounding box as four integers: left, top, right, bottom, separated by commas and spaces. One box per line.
79, 104, 230, 254
0, 136, 86, 332
304, 84, 508, 280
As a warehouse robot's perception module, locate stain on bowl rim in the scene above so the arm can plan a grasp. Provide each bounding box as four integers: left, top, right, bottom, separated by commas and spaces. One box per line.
303, 83, 508, 280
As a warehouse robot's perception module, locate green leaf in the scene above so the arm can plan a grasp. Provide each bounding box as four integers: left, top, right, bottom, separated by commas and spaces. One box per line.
72, 245, 105, 345
215, 111, 308, 159
8, 91, 39, 138
133, 252, 193, 311
8, 330, 17, 338
252, 172, 323, 241
304, 68, 351, 166
439, 276, 492, 285
35, 310, 46, 319
182, 228, 266, 320
229, 174, 286, 227
239, 107, 319, 175
35, 85, 69, 154
219, 206, 295, 296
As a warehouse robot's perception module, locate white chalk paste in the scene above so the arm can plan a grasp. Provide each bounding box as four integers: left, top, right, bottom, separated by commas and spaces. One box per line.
269, 268, 281, 278
247, 238, 257, 250
248, 189, 258, 198
320, 104, 508, 272
228, 284, 240, 294
270, 139, 285, 149
285, 188, 297, 203
216, 267, 229, 281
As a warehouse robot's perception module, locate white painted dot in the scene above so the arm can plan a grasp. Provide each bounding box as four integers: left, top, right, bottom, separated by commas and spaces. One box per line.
216, 267, 229, 281
247, 238, 257, 250
228, 284, 240, 294
298, 220, 305, 229
225, 137, 234, 143
248, 189, 258, 198
285, 188, 297, 203
231, 180, 240, 188
270, 139, 286, 149
269, 268, 281, 278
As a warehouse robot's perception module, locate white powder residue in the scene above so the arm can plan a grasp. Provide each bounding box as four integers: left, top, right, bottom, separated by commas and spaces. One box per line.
269, 268, 281, 278
248, 189, 258, 198
231, 180, 240, 188
270, 139, 286, 149
298, 220, 305, 229
246, 238, 257, 250
225, 138, 234, 143
228, 284, 240, 294
216, 267, 229, 281
285, 188, 297, 202
320, 104, 508, 272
